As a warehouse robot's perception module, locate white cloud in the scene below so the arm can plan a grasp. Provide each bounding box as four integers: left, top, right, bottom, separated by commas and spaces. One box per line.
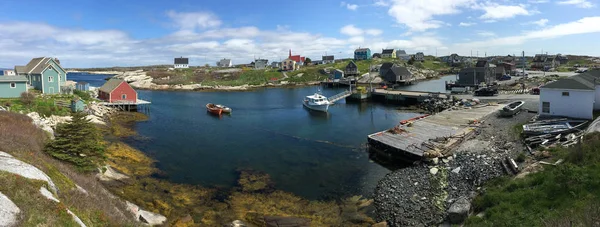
477, 31, 496, 37
340, 25, 382, 36
529, 0, 548, 3
530, 18, 549, 26
476, 3, 531, 19
387, 0, 475, 31
166, 10, 221, 31
374, 0, 389, 6
347, 3, 359, 10
348, 36, 365, 44
459, 22, 476, 26
456, 17, 600, 48
557, 0, 595, 8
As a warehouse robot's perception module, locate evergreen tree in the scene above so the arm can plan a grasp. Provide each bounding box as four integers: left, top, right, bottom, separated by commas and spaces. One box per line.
44, 112, 105, 172
407, 56, 415, 65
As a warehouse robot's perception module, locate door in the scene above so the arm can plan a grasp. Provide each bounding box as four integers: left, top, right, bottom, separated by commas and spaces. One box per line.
49, 87, 54, 94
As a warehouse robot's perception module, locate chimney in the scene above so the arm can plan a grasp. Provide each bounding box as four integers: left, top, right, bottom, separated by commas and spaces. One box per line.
54, 58, 60, 65
289, 49, 292, 57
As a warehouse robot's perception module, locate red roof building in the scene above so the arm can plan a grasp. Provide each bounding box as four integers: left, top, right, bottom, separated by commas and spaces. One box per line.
98, 78, 138, 103
288, 49, 305, 63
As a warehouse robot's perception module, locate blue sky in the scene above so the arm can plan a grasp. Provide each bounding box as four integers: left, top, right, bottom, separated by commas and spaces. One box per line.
0, 0, 599, 67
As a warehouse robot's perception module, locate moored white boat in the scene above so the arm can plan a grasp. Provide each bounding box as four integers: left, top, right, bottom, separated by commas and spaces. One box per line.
303, 92, 331, 112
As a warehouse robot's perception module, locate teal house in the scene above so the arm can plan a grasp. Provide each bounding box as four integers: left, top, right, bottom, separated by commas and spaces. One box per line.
354, 48, 372, 60
0, 76, 28, 98
70, 98, 85, 112
15, 57, 67, 94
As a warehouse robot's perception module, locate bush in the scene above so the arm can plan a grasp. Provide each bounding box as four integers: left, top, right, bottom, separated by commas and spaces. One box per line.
3, 100, 11, 107
44, 112, 106, 172
73, 90, 92, 101
20, 92, 35, 107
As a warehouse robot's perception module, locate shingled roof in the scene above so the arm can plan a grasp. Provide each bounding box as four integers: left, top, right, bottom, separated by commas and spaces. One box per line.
22, 57, 66, 74
14, 66, 25, 73
0, 76, 28, 82
542, 70, 600, 90
174, 57, 189, 65
99, 78, 126, 93
382, 49, 395, 54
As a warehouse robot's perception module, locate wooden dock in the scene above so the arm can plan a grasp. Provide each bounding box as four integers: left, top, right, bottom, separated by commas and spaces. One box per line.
371, 88, 449, 103
367, 104, 504, 161
99, 99, 151, 112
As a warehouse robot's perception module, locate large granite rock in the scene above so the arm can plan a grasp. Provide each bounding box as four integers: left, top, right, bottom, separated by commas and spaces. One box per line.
40, 187, 87, 227
0, 192, 20, 227
0, 151, 57, 194
126, 201, 167, 226
447, 197, 471, 224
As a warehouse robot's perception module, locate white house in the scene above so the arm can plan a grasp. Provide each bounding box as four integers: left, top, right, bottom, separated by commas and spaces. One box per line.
217, 58, 233, 67
174, 57, 189, 69
414, 52, 425, 62
2, 69, 15, 76
539, 70, 600, 119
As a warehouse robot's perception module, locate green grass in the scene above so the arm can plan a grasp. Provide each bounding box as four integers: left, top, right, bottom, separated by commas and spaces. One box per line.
0, 94, 74, 117
466, 133, 600, 226
202, 69, 284, 86
0, 171, 78, 226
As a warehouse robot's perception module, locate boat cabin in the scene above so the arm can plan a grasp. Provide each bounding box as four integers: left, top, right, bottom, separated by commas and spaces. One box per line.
305, 93, 329, 104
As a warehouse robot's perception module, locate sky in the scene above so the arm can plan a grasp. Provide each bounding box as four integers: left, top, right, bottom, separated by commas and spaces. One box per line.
0, 0, 599, 68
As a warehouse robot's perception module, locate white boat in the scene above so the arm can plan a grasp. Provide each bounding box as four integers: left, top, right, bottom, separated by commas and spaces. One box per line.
303, 92, 331, 112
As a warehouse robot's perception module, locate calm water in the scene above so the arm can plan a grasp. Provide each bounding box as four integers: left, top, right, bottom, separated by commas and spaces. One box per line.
71, 73, 450, 200
67, 72, 114, 87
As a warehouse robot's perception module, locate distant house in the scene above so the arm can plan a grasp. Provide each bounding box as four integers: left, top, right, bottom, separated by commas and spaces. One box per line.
174, 57, 189, 69
322, 55, 335, 64
457, 59, 497, 86
345, 61, 359, 76
544, 55, 560, 70
492, 64, 506, 79
372, 53, 381, 59
70, 98, 85, 112
381, 49, 397, 58
254, 59, 269, 69
2, 70, 15, 76
270, 62, 280, 68
539, 70, 600, 119
414, 52, 425, 62
354, 48, 372, 60
312, 60, 323, 65
76, 81, 90, 91
383, 66, 412, 84
332, 69, 344, 80
556, 54, 569, 65
447, 54, 461, 66
288, 50, 305, 65
497, 62, 516, 75
98, 79, 137, 103
532, 54, 547, 70
19, 57, 67, 94
0, 76, 27, 98
217, 58, 233, 67
379, 62, 396, 77
280, 59, 297, 71
396, 50, 410, 61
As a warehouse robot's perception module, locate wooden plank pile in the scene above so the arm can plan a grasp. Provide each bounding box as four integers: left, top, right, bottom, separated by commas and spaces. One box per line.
523, 117, 587, 153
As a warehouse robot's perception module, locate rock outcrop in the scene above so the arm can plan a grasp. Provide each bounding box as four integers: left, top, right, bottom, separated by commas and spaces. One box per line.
0, 151, 57, 194
96, 165, 129, 181
447, 197, 471, 224
0, 192, 20, 227
126, 201, 167, 226
40, 187, 87, 227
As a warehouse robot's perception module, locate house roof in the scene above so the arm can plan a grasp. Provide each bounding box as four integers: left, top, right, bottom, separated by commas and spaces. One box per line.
322, 55, 334, 61
77, 81, 89, 85
475, 60, 488, 67
289, 55, 305, 63
22, 57, 66, 75
397, 50, 407, 55
542, 70, 600, 90
346, 61, 357, 68
355, 48, 370, 52
334, 69, 344, 73
382, 49, 395, 54
0, 76, 27, 82
14, 66, 25, 73
174, 57, 189, 64
533, 54, 547, 62
386, 66, 411, 77
380, 62, 395, 71
99, 78, 126, 93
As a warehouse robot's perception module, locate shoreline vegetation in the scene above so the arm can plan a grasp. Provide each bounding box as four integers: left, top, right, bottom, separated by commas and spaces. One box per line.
69, 57, 456, 92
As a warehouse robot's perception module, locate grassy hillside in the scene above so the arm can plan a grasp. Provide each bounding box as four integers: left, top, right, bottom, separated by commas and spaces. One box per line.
466, 133, 600, 226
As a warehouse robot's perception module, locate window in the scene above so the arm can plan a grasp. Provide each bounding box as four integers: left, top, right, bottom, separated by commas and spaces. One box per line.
121, 94, 127, 99
10, 82, 16, 88
562, 92, 569, 96
48, 76, 53, 82
542, 102, 550, 113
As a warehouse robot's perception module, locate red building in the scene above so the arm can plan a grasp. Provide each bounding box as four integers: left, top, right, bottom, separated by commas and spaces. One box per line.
98, 78, 138, 103
288, 49, 305, 64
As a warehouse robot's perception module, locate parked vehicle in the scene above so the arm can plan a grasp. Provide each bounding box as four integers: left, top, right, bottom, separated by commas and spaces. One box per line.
474, 87, 498, 96
499, 75, 512, 81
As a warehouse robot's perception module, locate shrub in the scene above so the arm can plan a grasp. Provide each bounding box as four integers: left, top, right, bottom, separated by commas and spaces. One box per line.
73, 90, 92, 101
44, 112, 106, 172
20, 92, 35, 107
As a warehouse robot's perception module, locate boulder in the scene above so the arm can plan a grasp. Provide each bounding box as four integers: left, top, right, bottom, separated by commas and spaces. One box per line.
447, 197, 471, 224
26, 112, 55, 137
126, 201, 167, 226
96, 165, 129, 181
229, 220, 247, 227
0, 192, 20, 227
0, 151, 57, 193
372, 221, 388, 227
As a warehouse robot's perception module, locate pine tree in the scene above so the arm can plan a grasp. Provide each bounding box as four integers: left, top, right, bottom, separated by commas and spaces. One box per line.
44, 112, 105, 172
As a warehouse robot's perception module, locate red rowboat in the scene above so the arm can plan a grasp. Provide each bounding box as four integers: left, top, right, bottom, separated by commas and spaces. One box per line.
206, 103, 223, 115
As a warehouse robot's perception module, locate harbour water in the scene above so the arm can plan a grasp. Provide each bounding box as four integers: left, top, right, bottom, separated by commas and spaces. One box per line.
69, 73, 449, 200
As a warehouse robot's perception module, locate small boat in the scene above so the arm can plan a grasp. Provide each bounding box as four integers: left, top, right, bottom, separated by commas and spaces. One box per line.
523, 120, 588, 136
215, 104, 232, 114
303, 92, 331, 112
500, 100, 525, 117
206, 103, 223, 115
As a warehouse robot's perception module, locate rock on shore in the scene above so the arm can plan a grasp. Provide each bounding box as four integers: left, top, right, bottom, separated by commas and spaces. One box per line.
0, 191, 20, 227
0, 151, 58, 194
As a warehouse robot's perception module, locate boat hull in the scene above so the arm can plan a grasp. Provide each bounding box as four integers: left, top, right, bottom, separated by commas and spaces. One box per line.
303, 101, 329, 112
500, 101, 525, 117
206, 103, 223, 115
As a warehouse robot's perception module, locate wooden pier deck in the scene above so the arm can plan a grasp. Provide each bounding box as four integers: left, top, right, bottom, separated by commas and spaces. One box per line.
99, 99, 151, 112
371, 88, 449, 100
367, 104, 504, 161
